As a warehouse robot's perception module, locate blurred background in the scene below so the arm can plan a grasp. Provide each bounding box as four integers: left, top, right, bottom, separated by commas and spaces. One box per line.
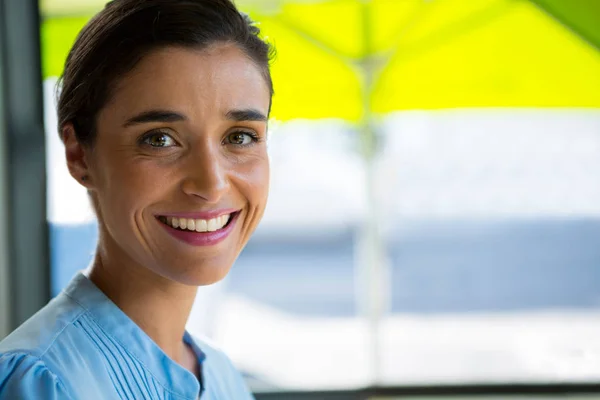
1, 0, 600, 398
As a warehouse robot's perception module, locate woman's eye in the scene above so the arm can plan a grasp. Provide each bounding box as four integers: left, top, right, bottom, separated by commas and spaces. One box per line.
226, 131, 256, 146
142, 132, 176, 148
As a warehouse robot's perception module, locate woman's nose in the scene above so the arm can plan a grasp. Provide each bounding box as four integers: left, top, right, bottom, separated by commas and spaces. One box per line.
180, 144, 230, 204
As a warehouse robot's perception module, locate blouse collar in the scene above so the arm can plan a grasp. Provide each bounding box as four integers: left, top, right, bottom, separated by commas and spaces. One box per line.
63, 272, 206, 399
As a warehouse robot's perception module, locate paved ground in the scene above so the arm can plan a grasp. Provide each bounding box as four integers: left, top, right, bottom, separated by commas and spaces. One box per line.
213, 297, 600, 390
228, 218, 600, 315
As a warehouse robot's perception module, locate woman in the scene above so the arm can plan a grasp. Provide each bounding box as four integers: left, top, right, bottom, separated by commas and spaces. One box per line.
0, 0, 273, 398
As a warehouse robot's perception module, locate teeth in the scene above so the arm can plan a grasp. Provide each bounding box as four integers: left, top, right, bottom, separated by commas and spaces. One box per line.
207, 219, 217, 232
195, 219, 208, 232
166, 214, 231, 232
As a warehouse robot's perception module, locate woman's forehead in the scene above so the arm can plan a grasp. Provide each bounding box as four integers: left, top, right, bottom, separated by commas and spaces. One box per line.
105, 45, 270, 119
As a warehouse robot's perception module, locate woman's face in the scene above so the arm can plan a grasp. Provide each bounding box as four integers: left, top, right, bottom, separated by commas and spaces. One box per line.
83, 44, 270, 285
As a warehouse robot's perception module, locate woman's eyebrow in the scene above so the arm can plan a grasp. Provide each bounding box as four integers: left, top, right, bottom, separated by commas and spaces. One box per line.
123, 110, 187, 127
226, 109, 267, 122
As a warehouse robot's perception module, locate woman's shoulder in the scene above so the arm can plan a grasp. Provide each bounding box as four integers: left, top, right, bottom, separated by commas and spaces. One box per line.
0, 290, 85, 399
0, 351, 71, 399
0, 291, 86, 358
0, 291, 93, 398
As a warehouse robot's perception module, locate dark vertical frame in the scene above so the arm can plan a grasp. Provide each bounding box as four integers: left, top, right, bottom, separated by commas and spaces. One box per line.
0, 0, 49, 336
0, 0, 10, 339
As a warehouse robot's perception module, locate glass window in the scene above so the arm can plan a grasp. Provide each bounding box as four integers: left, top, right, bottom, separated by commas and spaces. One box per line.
42, 0, 600, 394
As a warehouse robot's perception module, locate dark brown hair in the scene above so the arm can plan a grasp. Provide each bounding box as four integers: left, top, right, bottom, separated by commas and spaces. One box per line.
57, 0, 275, 146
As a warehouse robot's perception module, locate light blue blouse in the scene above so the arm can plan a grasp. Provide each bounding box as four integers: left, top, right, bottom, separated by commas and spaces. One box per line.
0, 273, 255, 399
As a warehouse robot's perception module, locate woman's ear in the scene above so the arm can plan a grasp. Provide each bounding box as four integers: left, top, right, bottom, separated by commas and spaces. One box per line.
62, 123, 93, 189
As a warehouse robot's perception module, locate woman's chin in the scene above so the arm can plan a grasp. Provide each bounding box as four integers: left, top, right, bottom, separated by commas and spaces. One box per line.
158, 260, 234, 287
143, 242, 240, 285
188, 269, 230, 286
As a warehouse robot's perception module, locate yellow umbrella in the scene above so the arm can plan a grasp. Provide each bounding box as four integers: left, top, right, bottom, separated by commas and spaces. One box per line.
238, 0, 600, 123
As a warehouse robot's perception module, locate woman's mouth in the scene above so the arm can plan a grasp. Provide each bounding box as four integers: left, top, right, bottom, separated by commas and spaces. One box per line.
157, 214, 234, 232
156, 211, 240, 246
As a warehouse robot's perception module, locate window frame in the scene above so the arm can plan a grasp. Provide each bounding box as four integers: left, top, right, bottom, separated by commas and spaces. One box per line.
0, 0, 49, 337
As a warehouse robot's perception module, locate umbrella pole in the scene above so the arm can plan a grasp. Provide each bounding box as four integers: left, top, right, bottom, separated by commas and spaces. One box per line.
355, 4, 390, 381
355, 141, 390, 386
355, 0, 390, 386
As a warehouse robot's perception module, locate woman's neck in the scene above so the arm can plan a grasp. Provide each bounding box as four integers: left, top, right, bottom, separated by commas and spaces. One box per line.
87, 245, 198, 367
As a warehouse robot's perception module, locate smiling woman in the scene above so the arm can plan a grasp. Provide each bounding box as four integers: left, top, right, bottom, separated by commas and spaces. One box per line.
0, 1, 273, 399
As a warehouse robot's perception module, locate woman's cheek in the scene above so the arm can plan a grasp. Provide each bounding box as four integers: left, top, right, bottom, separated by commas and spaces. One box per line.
239, 156, 269, 199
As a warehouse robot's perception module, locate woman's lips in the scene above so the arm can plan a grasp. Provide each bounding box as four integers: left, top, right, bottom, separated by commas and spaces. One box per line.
156, 211, 240, 246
